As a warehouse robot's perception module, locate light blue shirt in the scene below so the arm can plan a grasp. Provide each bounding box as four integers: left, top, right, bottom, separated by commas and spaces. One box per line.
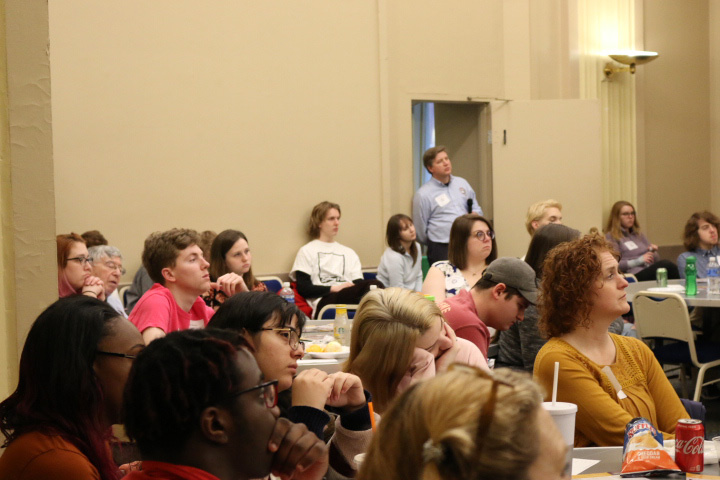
678, 246, 720, 278
377, 245, 423, 291
412, 175, 482, 244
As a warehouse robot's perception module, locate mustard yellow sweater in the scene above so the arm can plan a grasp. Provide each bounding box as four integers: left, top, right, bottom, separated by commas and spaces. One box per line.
534, 334, 688, 447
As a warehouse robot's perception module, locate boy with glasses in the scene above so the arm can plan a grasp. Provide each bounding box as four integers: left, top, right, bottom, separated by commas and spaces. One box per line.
123, 329, 328, 480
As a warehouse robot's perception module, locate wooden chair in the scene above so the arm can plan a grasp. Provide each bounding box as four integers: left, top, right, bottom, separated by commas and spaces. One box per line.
633, 291, 720, 401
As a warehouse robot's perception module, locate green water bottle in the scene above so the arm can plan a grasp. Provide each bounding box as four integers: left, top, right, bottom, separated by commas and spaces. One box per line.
685, 256, 697, 296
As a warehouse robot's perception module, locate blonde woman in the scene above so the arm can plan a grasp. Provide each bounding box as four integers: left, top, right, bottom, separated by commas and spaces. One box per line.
345, 288, 487, 413
357, 366, 569, 480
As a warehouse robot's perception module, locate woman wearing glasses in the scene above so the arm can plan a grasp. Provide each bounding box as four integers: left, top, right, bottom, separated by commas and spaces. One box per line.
358, 366, 569, 480
56, 233, 106, 300
421, 214, 497, 302
0, 296, 144, 479
533, 233, 687, 447
209, 291, 373, 478
346, 288, 487, 414
603, 200, 678, 281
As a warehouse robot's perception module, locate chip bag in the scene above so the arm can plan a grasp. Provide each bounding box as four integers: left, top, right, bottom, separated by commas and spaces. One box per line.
621, 417, 681, 476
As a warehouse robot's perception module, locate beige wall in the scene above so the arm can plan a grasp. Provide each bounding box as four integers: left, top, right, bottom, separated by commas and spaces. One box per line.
642, 1, 711, 246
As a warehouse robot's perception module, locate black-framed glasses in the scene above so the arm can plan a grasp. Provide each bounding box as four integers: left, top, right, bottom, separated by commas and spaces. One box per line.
620, 211, 636, 216
448, 364, 513, 460
472, 230, 495, 241
96, 350, 138, 360
260, 327, 306, 351
230, 379, 279, 408
103, 261, 127, 275
68, 256, 93, 266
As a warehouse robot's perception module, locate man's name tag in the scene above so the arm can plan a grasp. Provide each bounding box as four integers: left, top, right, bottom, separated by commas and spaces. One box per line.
624, 240, 638, 250
435, 193, 450, 207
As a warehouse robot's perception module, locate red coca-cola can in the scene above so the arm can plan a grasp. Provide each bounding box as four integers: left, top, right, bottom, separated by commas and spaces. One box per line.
675, 418, 704, 472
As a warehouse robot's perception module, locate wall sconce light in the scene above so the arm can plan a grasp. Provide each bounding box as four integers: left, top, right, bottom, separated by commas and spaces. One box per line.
603, 51, 659, 79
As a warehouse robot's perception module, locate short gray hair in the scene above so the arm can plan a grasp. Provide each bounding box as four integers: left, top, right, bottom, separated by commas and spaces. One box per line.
88, 245, 123, 262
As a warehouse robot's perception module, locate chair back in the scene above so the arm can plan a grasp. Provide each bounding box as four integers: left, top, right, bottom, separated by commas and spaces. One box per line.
257, 275, 283, 293
317, 304, 359, 320
623, 273, 638, 283
633, 291, 700, 364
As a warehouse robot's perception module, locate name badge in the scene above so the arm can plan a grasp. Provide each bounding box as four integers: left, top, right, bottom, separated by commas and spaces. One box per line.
624, 241, 638, 250
435, 194, 450, 207
189, 319, 205, 330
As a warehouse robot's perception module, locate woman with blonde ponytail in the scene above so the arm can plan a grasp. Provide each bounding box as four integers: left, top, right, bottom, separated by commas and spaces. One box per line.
357, 366, 569, 480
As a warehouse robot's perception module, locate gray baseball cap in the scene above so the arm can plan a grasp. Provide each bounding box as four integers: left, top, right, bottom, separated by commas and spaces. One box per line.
480, 257, 538, 304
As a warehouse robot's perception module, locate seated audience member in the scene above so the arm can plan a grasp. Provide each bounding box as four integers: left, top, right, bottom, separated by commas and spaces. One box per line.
209, 291, 372, 478
357, 365, 568, 480
412, 145, 483, 266
290, 201, 382, 316
81, 229, 108, 248
525, 199, 563, 237
534, 233, 688, 447
56, 233, 105, 300
122, 329, 328, 480
209, 229, 268, 296
603, 200, 679, 281
496, 224, 581, 371
377, 214, 423, 290
421, 213, 497, 302
128, 228, 244, 343
124, 265, 154, 314
89, 245, 128, 317
197, 229, 217, 261
0, 296, 144, 480
345, 288, 487, 414
438, 257, 537, 358
678, 210, 720, 278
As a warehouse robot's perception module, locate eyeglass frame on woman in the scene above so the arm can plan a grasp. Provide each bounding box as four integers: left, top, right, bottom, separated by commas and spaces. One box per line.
96, 350, 139, 360
620, 211, 636, 217
447, 364, 513, 461
229, 379, 279, 408
67, 256, 94, 266
471, 229, 495, 241
260, 327, 307, 351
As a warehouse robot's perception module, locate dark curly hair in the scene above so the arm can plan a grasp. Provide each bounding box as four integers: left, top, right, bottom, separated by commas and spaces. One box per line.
123, 328, 249, 457
538, 232, 618, 338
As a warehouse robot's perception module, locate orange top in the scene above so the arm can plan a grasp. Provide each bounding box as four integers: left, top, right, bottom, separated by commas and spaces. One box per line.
0, 431, 101, 480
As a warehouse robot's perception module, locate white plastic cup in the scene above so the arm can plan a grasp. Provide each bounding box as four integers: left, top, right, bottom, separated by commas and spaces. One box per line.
712, 436, 720, 464
542, 402, 577, 477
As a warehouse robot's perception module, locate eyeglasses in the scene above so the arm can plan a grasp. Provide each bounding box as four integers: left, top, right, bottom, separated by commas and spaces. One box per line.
103, 261, 126, 275
67, 256, 93, 266
620, 211, 636, 217
96, 350, 139, 360
260, 327, 307, 351
230, 379, 279, 408
448, 364, 513, 460
472, 230, 495, 241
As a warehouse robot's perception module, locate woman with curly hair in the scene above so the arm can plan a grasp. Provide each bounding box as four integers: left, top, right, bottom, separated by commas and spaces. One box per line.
358, 366, 568, 480
533, 232, 687, 447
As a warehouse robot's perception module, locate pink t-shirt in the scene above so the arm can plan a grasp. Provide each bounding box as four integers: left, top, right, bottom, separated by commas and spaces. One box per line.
128, 284, 215, 335
438, 289, 490, 358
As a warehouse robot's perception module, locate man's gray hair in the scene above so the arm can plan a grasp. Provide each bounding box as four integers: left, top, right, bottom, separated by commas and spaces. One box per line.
88, 245, 123, 262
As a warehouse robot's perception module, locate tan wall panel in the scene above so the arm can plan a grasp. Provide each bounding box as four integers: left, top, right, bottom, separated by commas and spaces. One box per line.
49, 1, 385, 275
642, 1, 710, 246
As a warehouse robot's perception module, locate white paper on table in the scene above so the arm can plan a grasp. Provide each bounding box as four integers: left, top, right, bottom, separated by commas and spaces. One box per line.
647, 285, 685, 293
572, 458, 600, 475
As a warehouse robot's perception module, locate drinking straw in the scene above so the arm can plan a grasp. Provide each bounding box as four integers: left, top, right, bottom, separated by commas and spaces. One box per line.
368, 401, 377, 432
552, 361, 559, 406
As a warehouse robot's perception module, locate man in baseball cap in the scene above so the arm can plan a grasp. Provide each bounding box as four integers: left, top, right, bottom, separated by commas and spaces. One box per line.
438, 257, 537, 358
